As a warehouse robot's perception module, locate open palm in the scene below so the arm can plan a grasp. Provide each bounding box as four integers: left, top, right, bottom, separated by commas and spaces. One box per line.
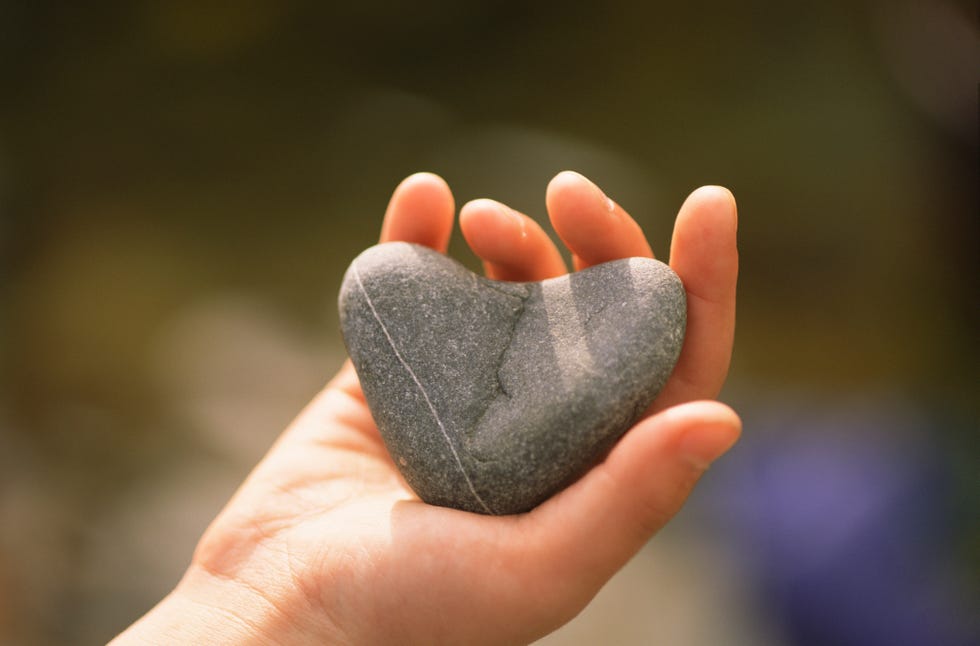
115, 171, 740, 645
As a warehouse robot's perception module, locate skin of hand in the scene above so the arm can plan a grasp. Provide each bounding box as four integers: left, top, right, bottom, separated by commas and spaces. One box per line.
112, 171, 740, 646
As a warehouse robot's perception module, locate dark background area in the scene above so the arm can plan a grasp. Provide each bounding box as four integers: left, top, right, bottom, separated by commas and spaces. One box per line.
1, 2, 976, 644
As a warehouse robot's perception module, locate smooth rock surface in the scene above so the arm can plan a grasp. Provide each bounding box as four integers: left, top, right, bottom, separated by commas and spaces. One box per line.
339, 242, 686, 514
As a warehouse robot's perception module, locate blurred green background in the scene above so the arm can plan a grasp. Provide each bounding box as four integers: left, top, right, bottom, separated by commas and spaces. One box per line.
1, 2, 976, 644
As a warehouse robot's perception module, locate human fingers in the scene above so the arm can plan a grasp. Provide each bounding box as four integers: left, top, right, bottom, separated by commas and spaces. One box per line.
459, 199, 567, 281
653, 186, 738, 410
379, 172, 455, 251
523, 401, 741, 606
546, 171, 654, 270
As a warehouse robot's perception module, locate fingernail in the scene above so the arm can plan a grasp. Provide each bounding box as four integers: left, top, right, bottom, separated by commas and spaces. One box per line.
604, 195, 617, 213
481, 200, 526, 240
498, 202, 527, 233
678, 423, 739, 470
577, 172, 616, 213
554, 170, 619, 219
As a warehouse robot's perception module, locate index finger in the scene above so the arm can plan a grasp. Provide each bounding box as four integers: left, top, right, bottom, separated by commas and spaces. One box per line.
379, 172, 456, 252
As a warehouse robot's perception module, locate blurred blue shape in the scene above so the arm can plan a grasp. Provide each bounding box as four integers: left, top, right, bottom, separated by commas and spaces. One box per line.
706, 398, 978, 646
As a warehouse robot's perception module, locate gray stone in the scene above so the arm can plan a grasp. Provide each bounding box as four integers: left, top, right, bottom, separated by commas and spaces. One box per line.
338, 242, 686, 515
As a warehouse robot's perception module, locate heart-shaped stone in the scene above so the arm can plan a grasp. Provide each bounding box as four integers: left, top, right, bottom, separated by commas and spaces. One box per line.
339, 242, 686, 515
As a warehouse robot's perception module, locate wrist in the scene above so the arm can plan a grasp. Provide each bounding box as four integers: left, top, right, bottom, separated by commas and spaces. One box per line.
109, 590, 260, 645
110, 565, 344, 646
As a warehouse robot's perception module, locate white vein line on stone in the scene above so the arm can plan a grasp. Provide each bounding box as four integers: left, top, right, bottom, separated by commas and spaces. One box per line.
352, 263, 495, 515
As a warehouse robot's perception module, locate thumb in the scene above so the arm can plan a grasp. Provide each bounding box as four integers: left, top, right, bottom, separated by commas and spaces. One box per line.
524, 401, 741, 602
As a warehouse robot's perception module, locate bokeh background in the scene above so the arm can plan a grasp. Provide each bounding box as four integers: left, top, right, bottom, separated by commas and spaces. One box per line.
1, 1, 977, 644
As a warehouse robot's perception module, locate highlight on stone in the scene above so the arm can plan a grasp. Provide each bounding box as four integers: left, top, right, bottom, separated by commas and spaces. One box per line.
339, 242, 686, 515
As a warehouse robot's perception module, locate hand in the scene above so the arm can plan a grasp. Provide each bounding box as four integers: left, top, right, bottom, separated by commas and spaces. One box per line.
113, 171, 740, 645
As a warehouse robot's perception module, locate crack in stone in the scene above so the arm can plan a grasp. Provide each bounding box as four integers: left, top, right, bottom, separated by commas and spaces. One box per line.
583, 300, 612, 328
484, 282, 531, 404
466, 281, 533, 465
